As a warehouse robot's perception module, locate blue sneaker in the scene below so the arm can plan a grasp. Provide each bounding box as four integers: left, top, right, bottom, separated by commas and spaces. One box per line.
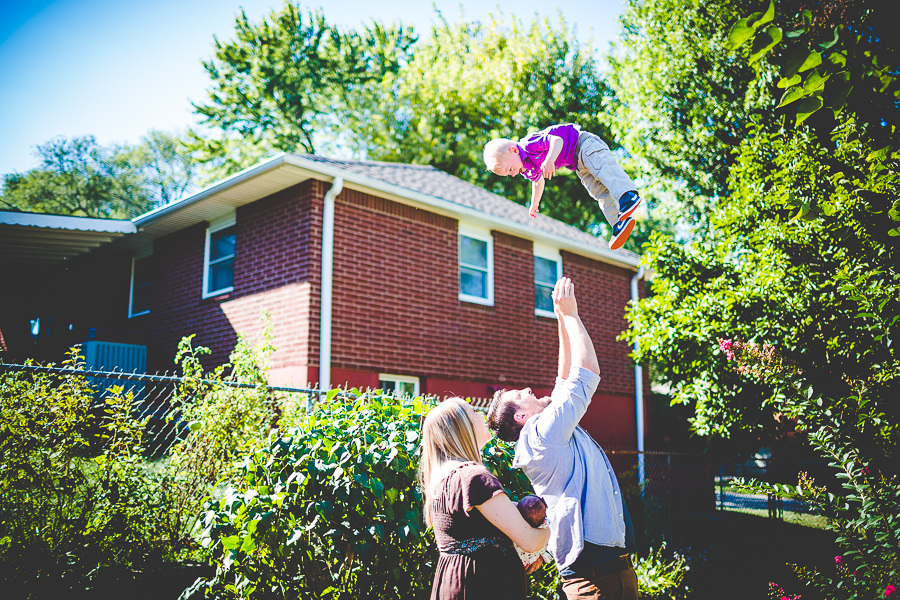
618, 191, 643, 220
609, 217, 635, 250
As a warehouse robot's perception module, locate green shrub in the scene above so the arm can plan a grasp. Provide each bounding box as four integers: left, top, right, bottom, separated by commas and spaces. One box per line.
184, 390, 433, 599
635, 543, 690, 600
0, 350, 172, 595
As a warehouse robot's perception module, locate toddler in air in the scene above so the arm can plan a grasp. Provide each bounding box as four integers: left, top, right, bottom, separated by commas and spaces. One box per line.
483, 123, 643, 250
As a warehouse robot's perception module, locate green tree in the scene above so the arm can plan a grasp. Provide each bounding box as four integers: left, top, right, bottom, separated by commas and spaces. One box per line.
604, 0, 900, 222
622, 0, 900, 457
0, 136, 153, 219
1, 132, 200, 219
189, 2, 416, 184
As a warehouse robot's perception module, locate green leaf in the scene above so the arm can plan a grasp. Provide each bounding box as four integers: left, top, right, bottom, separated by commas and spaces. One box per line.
802, 69, 829, 93
777, 74, 801, 88
753, 1, 775, 28
795, 95, 823, 125
816, 26, 840, 50
785, 50, 821, 79
777, 85, 806, 108
867, 145, 892, 162
726, 17, 758, 51
826, 71, 853, 114
748, 26, 782, 64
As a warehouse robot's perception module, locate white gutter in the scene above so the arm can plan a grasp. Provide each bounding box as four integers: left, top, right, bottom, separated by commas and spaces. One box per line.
0, 210, 136, 234
631, 265, 647, 489
318, 177, 344, 399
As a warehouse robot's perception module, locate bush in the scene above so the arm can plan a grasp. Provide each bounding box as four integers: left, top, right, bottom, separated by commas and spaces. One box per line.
184, 390, 433, 599
0, 350, 173, 596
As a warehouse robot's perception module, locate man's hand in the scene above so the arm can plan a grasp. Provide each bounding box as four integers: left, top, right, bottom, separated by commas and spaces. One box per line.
553, 277, 578, 317
525, 556, 544, 574
540, 158, 556, 180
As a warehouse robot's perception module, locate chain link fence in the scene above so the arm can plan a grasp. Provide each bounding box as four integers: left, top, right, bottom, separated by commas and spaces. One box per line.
716, 458, 829, 529
0, 363, 321, 457
1, 363, 830, 534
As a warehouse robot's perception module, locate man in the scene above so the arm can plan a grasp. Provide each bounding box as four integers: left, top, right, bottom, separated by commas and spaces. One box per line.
486, 277, 638, 600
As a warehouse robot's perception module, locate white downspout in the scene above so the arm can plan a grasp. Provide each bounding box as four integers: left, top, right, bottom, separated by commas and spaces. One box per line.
318, 177, 344, 401
630, 265, 646, 489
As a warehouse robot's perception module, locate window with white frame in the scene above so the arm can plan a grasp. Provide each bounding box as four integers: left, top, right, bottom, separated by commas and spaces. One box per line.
129, 246, 153, 317
203, 214, 236, 298
458, 224, 494, 305
379, 374, 420, 398
533, 244, 562, 318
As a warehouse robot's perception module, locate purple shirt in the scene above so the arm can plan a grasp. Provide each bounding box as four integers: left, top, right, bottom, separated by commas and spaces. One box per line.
516, 123, 582, 182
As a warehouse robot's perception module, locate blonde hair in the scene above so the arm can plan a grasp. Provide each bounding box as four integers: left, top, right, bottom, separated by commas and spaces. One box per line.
417, 398, 483, 528
483, 138, 516, 172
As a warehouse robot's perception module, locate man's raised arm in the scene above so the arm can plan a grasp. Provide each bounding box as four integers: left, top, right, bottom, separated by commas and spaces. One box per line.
553, 278, 600, 376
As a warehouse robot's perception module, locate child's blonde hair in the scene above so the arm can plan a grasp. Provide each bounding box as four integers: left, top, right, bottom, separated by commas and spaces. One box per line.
417, 398, 482, 527
483, 138, 516, 173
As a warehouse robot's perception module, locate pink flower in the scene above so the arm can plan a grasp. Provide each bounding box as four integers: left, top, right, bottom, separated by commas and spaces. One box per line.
835, 555, 842, 565
885, 584, 896, 597
718, 338, 735, 361
861, 467, 869, 475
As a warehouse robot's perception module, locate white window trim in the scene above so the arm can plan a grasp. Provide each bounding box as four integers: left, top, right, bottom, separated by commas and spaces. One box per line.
458, 222, 494, 306
533, 242, 562, 318
128, 246, 153, 318
202, 212, 236, 299
379, 374, 420, 398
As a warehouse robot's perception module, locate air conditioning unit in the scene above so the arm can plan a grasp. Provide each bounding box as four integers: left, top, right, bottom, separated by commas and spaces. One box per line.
81, 341, 147, 373
80, 341, 147, 402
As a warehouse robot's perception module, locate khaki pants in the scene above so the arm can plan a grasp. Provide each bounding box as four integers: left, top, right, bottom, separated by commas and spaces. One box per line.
574, 132, 637, 227
560, 563, 639, 600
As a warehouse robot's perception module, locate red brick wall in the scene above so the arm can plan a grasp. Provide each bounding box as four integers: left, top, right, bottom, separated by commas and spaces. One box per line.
137, 180, 324, 376
326, 187, 646, 448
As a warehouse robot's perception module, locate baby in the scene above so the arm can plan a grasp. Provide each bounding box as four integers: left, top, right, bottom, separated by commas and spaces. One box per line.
483, 123, 643, 250
515, 494, 552, 568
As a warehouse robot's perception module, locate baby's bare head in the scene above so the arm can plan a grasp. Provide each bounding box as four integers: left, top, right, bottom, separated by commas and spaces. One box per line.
516, 494, 547, 527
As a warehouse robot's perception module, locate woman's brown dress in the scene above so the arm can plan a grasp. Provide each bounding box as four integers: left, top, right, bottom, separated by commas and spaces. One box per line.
430, 462, 527, 600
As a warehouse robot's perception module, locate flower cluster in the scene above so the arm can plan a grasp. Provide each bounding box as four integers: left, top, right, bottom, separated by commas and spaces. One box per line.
886, 584, 896, 597
768, 581, 801, 600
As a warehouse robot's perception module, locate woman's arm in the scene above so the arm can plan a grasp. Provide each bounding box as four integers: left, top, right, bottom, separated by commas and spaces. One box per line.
475, 493, 550, 553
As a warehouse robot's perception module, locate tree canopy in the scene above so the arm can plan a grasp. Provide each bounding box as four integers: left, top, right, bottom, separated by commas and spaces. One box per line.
1, 132, 199, 220
617, 0, 900, 460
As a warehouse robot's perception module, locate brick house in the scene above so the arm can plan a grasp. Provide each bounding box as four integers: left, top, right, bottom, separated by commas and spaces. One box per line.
0, 154, 648, 449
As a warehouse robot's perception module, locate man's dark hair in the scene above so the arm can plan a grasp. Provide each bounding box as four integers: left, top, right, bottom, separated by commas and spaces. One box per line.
485, 388, 524, 443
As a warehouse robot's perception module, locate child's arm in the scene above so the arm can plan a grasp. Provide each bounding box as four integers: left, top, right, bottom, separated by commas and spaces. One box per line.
540, 135, 564, 179
529, 178, 545, 218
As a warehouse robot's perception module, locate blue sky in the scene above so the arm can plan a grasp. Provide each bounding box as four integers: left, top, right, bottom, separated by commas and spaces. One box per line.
0, 0, 625, 175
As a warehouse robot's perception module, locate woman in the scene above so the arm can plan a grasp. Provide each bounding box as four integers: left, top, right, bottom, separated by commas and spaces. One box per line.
418, 398, 549, 599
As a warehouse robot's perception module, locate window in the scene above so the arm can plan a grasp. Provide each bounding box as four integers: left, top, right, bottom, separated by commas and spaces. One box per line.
379, 374, 420, 398
533, 244, 562, 318
203, 214, 236, 298
129, 249, 153, 317
458, 224, 494, 305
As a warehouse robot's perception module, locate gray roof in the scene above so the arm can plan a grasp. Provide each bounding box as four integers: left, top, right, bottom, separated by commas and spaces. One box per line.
300, 155, 639, 260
